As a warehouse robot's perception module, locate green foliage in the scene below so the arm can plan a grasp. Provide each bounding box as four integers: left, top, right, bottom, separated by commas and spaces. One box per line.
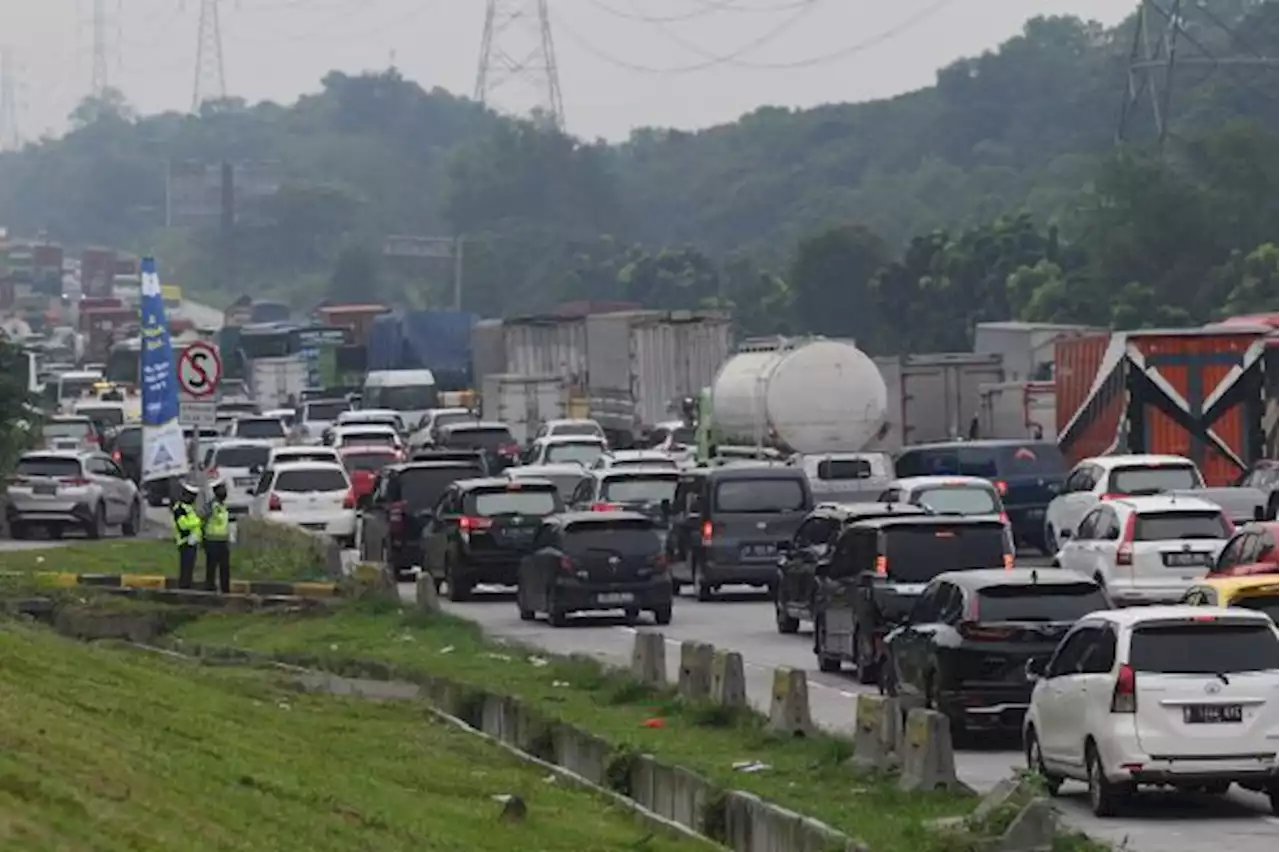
0, 340, 35, 473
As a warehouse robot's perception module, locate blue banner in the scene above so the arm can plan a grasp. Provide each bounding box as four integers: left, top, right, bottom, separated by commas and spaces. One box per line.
139, 256, 188, 482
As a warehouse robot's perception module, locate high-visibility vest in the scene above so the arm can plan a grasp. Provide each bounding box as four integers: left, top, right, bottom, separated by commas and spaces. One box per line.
205, 503, 230, 541
173, 503, 202, 546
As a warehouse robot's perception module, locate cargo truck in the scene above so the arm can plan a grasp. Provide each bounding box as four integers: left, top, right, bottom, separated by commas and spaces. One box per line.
871, 353, 1006, 452
481, 374, 567, 445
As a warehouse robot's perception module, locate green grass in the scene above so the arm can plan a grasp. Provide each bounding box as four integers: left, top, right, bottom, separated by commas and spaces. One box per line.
174, 606, 978, 852
0, 620, 708, 852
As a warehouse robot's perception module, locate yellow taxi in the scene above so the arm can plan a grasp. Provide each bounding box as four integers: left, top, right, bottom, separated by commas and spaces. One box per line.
1180, 575, 1279, 624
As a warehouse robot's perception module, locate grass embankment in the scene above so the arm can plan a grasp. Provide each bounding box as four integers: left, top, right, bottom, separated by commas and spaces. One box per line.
175, 607, 977, 852
0, 621, 706, 852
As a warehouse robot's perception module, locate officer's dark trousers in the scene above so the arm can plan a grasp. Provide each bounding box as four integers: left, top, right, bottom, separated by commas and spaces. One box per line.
177, 544, 199, 589
204, 540, 231, 593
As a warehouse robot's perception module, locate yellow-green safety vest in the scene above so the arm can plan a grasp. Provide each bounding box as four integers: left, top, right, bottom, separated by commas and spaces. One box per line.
205, 503, 230, 541
174, 503, 202, 546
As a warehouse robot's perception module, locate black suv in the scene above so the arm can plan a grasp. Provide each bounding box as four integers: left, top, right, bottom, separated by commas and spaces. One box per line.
812, 515, 1013, 683
895, 440, 1067, 553
361, 459, 486, 576
422, 477, 564, 600
567, 468, 680, 522
436, 421, 521, 472
774, 502, 929, 635
410, 447, 491, 475
106, 424, 145, 484
517, 510, 673, 627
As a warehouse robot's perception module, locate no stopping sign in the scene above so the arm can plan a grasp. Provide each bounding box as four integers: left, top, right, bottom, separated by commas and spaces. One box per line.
177, 342, 222, 398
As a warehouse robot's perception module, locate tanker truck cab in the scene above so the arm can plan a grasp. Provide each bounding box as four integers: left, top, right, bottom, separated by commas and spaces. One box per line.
362, 369, 438, 429
672, 465, 814, 601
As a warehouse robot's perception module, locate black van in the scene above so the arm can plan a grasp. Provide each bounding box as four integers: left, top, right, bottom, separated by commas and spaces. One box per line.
670, 465, 813, 601
894, 440, 1067, 553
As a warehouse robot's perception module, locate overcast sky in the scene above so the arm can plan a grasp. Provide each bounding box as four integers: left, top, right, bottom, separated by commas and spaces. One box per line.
4, 0, 1130, 143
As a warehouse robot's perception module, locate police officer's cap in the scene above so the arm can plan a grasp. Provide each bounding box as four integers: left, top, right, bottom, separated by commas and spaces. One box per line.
179, 480, 200, 496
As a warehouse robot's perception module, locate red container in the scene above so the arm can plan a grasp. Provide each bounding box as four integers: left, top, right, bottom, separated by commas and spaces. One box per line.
80, 247, 117, 297
316, 304, 390, 347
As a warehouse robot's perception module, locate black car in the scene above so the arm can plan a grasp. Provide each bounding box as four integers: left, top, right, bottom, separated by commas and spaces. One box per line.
409, 447, 491, 475
361, 459, 486, 576
106, 424, 145, 483
774, 501, 930, 635
895, 440, 1068, 554
882, 568, 1109, 736
566, 468, 680, 522
517, 511, 673, 627
436, 421, 521, 472
812, 515, 1013, 683
423, 477, 564, 600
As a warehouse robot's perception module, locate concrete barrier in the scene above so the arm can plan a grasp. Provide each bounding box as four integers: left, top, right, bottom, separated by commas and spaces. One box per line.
7, 571, 341, 599
630, 631, 667, 686
709, 649, 746, 709
721, 790, 866, 852
414, 573, 440, 613
851, 693, 901, 772
551, 724, 611, 786
628, 755, 712, 832
768, 667, 812, 736
898, 708, 960, 792
343, 562, 400, 603
677, 640, 714, 700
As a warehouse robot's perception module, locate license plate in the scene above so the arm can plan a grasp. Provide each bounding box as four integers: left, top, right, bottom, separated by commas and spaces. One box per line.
1025, 508, 1044, 519
741, 543, 776, 559
1164, 551, 1210, 567
234, 477, 255, 487
32, 483, 56, 496
597, 592, 634, 605
1183, 703, 1243, 724
301, 522, 325, 531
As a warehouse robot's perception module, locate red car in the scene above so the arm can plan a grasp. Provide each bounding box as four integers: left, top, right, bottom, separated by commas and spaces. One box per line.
341, 447, 402, 500
1208, 521, 1279, 578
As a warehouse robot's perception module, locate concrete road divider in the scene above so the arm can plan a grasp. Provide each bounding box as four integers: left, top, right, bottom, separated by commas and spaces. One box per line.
7, 571, 341, 598
898, 708, 960, 792
709, 649, 746, 709
342, 562, 399, 602
851, 694, 901, 772
768, 667, 812, 736
630, 631, 667, 686
677, 640, 714, 700
415, 573, 440, 613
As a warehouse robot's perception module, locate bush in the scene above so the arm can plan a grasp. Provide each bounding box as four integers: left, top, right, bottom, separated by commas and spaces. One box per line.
235, 518, 337, 581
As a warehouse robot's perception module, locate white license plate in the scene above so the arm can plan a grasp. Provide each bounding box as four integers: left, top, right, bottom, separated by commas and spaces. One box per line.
32, 483, 57, 496
1183, 703, 1243, 724
301, 522, 325, 531
597, 592, 634, 605
1165, 552, 1210, 567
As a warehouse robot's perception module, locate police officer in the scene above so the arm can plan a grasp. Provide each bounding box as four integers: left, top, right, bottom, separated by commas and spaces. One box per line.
203, 478, 232, 593
172, 481, 203, 589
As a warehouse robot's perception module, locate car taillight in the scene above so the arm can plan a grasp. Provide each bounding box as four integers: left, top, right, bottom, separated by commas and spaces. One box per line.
701, 519, 713, 545
590, 502, 622, 512
341, 488, 355, 509
207, 467, 219, 480
111, 450, 121, 462
1100, 493, 1125, 501
460, 515, 493, 532
999, 511, 1010, 526
1003, 552, 1015, 571
874, 555, 887, 576
499, 443, 521, 456
85, 431, 99, 444
1111, 663, 1136, 713
388, 500, 407, 533
268, 493, 282, 511
558, 555, 575, 574
958, 621, 1016, 641
60, 477, 90, 486
994, 480, 1008, 496
1116, 512, 1137, 566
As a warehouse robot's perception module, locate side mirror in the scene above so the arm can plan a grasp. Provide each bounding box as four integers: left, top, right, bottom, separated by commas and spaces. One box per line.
1254, 505, 1266, 522
1059, 528, 1073, 541
660, 498, 672, 517
1025, 658, 1046, 680
249, 465, 262, 475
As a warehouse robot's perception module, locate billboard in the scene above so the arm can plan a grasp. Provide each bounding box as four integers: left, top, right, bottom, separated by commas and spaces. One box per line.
166, 160, 282, 228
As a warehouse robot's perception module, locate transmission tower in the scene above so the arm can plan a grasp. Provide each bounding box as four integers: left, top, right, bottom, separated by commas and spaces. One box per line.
192, 0, 227, 112
90, 0, 112, 97
1117, 0, 1278, 150
475, 0, 565, 129
0, 47, 19, 151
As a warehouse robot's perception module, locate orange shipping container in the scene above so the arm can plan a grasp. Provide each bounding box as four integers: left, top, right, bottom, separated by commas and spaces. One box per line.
1056, 329, 1273, 485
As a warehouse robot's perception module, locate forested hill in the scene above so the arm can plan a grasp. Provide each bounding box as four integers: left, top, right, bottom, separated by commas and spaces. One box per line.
0, 1, 1275, 350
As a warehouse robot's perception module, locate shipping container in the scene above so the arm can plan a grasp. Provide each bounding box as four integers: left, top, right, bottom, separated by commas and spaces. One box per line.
1056, 329, 1273, 486
249, 355, 309, 411
315, 303, 390, 347
80, 247, 117, 297
871, 352, 1006, 452
481, 374, 567, 445
978, 380, 1057, 441
470, 318, 506, 387
584, 310, 732, 440
502, 315, 588, 390
366, 311, 476, 390
973, 321, 1105, 381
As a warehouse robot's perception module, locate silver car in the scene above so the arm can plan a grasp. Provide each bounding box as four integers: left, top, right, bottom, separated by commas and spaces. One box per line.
5, 450, 142, 539
39, 415, 101, 453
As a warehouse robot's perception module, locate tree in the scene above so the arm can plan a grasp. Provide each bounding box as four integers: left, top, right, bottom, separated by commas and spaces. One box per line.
789, 224, 889, 339
328, 245, 381, 303
0, 341, 34, 474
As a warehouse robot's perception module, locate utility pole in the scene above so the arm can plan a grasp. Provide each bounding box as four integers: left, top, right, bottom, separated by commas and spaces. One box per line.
0, 48, 19, 151
192, 0, 227, 112
475, 0, 565, 129
91, 0, 111, 97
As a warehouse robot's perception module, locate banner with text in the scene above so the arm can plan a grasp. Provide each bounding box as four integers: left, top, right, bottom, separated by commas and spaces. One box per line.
139, 256, 189, 482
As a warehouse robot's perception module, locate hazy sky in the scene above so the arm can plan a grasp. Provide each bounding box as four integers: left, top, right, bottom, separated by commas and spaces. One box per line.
4, 0, 1130, 142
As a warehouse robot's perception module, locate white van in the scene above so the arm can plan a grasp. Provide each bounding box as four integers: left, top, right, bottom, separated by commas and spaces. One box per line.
361, 369, 438, 429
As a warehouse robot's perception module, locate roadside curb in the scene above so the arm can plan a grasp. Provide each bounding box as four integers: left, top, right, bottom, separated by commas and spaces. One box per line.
6, 571, 341, 598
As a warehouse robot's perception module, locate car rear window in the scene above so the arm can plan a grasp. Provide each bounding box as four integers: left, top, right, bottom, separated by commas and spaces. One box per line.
602, 475, 679, 504
882, 524, 1007, 582
343, 452, 398, 474
817, 458, 876, 480
77, 407, 125, 426
304, 401, 349, 422
114, 429, 143, 450
612, 457, 678, 470
237, 419, 286, 439
467, 487, 561, 517
340, 432, 396, 448
913, 485, 998, 515
564, 519, 662, 555
546, 443, 605, 466
1133, 511, 1229, 542
977, 582, 1109, 622
1108, 465, 1200, 495
43, 420, 92, 439
447, 427, 514, 451
715, 478, 807, 513
433, 411, 475, 431
395, 466, 482, 507
214, 446, 270, 469
995, 444, 1067, 475
897, 444, 1064, 478
16, 457, 82, 478
552, 423, 602, 437
275, 451, 338, 465
1129, 622, 1279, 674
510, 472, 582, 499
1231, 594, 1278, 625
273, 468, 348, 493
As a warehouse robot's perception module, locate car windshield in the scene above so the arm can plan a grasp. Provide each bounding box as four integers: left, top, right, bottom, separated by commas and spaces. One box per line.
977, 582, 1109, 622
913, 485, 998, 515
213, 446, 270, 469
43, 421, 92, 439
1108, 464, 1201, 495
447, 428, 513, 451
546, 442, 604, 466
16, 456, 81, 478
1231, 594, 1279, 624
602, 475, 679, 504
236, 420, 285, 439
715, 478, 807, 513
1129, 622, 1278, 674
564, 520, 662, 555
1133, 511, 1228, 541
304, 401, 349, 422
343, 452, 398, 474
882, 524, 1008, 582
551, 423, 601, 437
77, 407, 125, 427
273, 468, 348, 493
467, 488, 561, 517
396, 467, 482, 508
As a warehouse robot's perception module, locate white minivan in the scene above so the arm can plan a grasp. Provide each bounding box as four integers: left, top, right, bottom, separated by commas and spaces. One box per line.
362, 369, 437, 431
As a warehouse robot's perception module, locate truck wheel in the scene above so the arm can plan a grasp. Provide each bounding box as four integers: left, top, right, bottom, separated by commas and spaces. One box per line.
652, 605, 673, 626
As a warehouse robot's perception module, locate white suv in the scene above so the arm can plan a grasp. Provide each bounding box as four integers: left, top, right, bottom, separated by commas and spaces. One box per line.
1055, 495, 1232, 605
250, 461, 357, 546
1024, 606, 1278, 817
1044, 454, 1204, 552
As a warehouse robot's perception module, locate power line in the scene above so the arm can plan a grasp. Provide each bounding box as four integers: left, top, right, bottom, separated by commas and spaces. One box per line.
584, 0, 812, 24
192, 0, 228, 111
476, 0, 565, 129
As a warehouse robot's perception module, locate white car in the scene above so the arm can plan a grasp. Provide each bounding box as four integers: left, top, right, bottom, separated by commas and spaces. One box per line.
329, 424, 403, 453
262, 408, 296, 430
202, 439, 273, 516
39, 415, 100, 453
878, 475, 1013, 551
1023, 606, 1279, 817
1054, 495, 1231, 605
228, 415, 289, 447
1044, 455, 1204, 553
267, 445, 341, 468
591, 450, 678, 471
505, 463, 588, 499
249, 461, 357, 546
523, 435, 608, 468
296, 398, 353, 443
336, 408, 405, 433
410, 407, 478, 449
533, 418, 606, 442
